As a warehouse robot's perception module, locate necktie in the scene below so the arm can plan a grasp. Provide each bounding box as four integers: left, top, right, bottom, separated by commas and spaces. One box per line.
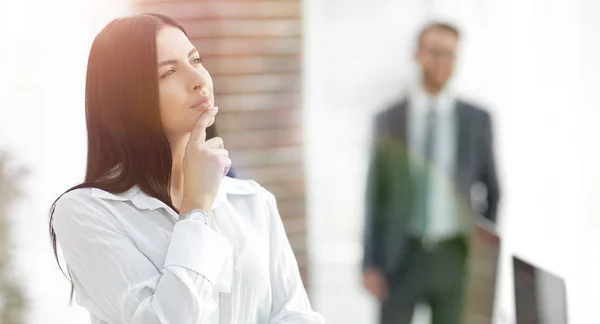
415, 103, 437, 236
423, 104, 437, 162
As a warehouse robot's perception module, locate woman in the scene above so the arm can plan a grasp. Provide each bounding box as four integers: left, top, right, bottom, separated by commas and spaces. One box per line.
49, 13, 324, 324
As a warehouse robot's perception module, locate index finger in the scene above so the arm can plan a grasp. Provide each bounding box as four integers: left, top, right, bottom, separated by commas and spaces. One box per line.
189, 106, 218, 144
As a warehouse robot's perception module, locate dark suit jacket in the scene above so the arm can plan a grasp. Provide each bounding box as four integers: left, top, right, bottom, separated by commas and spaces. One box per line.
362, 99, 500, 277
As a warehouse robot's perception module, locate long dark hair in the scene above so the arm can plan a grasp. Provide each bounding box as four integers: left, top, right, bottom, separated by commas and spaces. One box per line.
49, 13, 189, 302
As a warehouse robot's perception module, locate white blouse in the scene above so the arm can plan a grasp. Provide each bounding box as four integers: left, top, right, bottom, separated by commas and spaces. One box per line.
53, 177, 325, 324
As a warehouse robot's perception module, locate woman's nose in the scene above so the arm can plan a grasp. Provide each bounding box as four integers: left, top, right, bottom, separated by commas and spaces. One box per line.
189, 71, 207, 92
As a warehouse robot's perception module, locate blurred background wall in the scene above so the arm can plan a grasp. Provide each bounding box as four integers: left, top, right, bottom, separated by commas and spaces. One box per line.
0, 0, 599, 323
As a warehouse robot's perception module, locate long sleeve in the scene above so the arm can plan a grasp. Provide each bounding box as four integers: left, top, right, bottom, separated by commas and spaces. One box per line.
264, 191, 325, 324
478, 113, 501, 223
362, 118, 388, 270
53, 192, 233, 324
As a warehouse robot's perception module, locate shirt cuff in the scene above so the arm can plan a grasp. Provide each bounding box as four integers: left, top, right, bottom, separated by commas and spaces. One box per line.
165, 219, 233, 293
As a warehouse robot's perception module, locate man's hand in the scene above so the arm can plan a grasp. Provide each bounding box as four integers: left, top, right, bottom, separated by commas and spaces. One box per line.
362, 267, 388, 302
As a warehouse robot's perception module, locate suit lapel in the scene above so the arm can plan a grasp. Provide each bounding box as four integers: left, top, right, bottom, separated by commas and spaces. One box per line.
455, 102, 471, 183
384, 99, 413, 237
388, 100, 408, 143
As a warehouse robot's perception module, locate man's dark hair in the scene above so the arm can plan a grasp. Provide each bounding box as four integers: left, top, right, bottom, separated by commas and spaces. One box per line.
417, 22, 460, 48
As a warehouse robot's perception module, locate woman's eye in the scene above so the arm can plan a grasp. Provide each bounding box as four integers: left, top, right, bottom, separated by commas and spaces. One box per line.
191, 57, 203, 64
161, 69, 175, 78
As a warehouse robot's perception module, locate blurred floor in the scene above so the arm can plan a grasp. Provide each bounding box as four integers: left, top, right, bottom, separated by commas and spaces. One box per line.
313, 262, 375, 324
311, 245, 431, 324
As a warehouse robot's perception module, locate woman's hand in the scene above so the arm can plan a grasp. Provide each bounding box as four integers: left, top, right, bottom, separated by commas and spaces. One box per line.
180, 107, 231, 215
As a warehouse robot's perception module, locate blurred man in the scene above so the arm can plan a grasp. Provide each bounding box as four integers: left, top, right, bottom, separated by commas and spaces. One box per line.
362, 22, 500, 324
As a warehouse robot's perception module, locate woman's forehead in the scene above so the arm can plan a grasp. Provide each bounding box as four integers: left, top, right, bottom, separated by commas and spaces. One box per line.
156, 27, 193, 61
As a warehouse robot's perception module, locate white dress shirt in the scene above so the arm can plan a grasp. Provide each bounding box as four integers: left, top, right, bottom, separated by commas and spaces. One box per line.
53, 176, 324, 324
407, 84, 464, 242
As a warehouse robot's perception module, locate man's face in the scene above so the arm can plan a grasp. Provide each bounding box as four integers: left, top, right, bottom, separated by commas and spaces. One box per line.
415, 28, 459, 90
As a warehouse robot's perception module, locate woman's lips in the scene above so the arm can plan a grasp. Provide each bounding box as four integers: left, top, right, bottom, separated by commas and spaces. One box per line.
190, 97, 210, 109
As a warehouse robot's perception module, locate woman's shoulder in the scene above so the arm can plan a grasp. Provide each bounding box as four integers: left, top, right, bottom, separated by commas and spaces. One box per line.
56, 186, 139, 208
55, 187, 97, 208
53, 186, 136, 227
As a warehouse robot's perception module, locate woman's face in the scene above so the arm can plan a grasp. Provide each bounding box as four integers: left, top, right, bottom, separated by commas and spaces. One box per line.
156, 27, 214, 136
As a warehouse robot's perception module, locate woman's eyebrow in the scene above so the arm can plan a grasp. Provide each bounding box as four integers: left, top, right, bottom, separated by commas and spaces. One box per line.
158, 48, 198, 67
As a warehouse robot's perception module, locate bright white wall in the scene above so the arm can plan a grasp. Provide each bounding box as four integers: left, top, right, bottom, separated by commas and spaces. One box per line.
0, 1, 130, 323
574, 0, 600, 318
304, 0, 428, 262
305, 0, 600, 323
432, 0, 599, 323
